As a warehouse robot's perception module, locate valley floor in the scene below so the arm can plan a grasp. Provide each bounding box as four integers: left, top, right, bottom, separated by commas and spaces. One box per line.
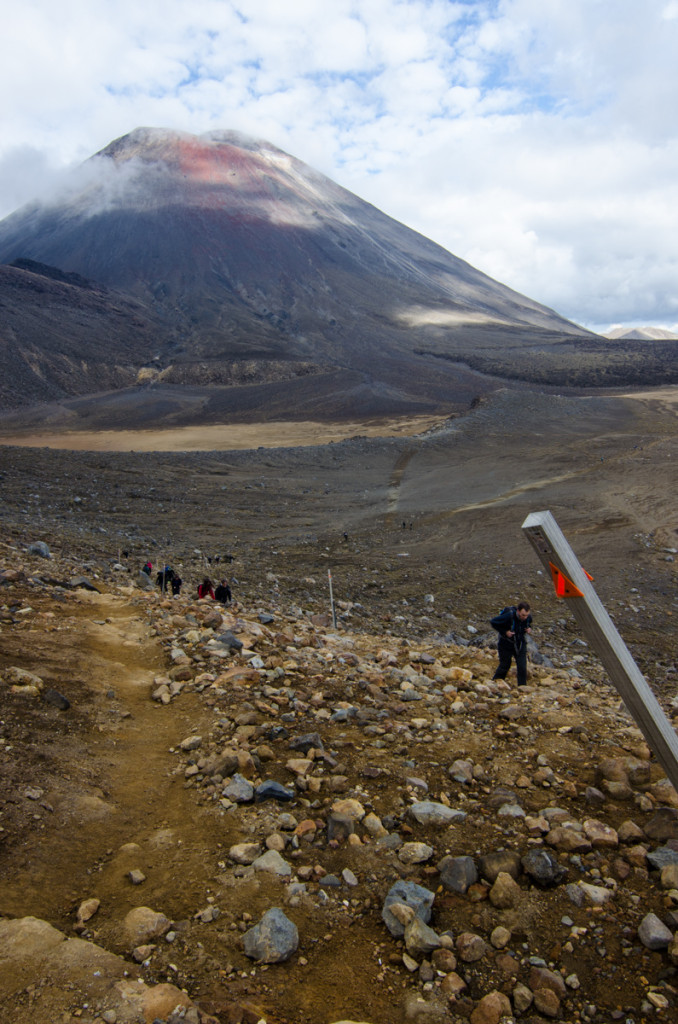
0, 413, 447, 452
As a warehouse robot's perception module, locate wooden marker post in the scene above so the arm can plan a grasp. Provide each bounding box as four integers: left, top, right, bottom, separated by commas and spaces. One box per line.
522, 510, 678, 792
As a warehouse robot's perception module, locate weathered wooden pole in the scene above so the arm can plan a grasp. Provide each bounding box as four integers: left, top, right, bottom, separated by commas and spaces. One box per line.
522, 510, 678, 792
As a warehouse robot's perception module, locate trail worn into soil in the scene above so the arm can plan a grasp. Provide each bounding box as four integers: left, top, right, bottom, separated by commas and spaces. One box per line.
0, 588, 229, 923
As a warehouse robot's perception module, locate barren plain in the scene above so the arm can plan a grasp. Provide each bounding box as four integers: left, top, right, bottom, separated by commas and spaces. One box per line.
1, 384, 677, 1024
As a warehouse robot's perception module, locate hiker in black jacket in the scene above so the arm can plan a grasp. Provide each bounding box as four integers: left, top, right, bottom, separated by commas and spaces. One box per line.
490, 601, 532, 687
214, 579, 232, 605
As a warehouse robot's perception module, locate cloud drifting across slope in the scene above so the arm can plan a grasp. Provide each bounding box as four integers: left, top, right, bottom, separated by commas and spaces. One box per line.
1, 0, 678, 333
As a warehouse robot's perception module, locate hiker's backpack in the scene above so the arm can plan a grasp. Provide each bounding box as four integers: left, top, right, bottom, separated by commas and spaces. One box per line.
490, 606, 515, 632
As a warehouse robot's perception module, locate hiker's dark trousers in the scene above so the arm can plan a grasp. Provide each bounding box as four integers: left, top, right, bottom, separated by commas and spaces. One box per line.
493, 637, 527, 686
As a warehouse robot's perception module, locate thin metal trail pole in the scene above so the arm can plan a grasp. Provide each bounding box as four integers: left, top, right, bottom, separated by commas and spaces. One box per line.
522, 510, 678, 793
328, 570, 337, 630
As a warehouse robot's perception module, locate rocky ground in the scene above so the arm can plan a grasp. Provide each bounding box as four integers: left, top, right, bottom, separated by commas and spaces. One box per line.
2, 536, 678, 1024
1, 386, 678, 1024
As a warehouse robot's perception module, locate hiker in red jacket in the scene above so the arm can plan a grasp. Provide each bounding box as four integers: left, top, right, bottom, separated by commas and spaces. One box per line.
198, 577, 215, 599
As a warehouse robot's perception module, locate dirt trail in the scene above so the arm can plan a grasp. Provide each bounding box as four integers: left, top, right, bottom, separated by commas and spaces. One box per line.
0, 588, 230, 935
386, 446, 419, 523
443, 469, 587, 520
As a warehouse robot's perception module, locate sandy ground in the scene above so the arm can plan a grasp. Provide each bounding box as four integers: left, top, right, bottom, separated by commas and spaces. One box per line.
0, 385, 674, 455
623, 386, 678, 404
0, 414, 448, 452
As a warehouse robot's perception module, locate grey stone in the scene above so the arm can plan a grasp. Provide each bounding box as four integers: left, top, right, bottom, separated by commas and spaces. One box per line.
69, 575, 101, 592
266, 724, 290, 741
498, 704, 523, 720
242, 908, 298, 963
180, 734, 203, 751
376, 833, 403, 851
408, 801, 466, 826
647, 845, 678, 871
513, 982, 534, 1013
438, 855, 478, 894
404, 916, 441, 957
28, 541, 51, 558
664, 909, 678, 930
521, 848, 567, 888
195, 906, 220, 927
289, 732, 324, 753
137, 571, 156, 591
406, 776, 429, 792
638, 912, 673, 950
229, 843, 261, 865
222, 773, 254, 803
255, 780, 295, 802
497, 803, 525, 818
252, 850, 291, 876
565, 883, 586, 908
216, 631, 243, 651
576, 881, 613, 905
382, 880, 435, 938
204, 751, 239, 778
529, 965, 567, 998
456, 931, 488, 962
331, 706, 357, 721
448, 759, 474, 784
530, 647, 554, 668
487, 786, 522, 809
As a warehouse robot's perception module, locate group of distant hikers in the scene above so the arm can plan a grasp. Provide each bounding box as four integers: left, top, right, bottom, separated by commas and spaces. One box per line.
140, 561, 533, 684
197, 577, 232, 604
140, 562, 233, 605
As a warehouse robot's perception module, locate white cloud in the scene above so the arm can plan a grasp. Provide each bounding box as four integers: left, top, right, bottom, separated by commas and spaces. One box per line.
0, 0, 677, 331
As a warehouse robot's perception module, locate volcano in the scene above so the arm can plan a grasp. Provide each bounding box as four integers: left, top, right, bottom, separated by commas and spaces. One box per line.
1, 127, 663, 426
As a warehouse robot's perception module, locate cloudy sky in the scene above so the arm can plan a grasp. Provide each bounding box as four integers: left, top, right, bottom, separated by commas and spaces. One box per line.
2, 0, 678, 334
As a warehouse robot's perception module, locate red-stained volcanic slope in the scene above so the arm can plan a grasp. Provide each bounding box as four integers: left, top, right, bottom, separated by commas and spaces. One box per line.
0, 127, 600, 422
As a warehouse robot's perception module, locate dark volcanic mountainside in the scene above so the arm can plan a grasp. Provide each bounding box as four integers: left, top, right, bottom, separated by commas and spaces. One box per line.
0, 262, 164, 408
0, 128, 675, 422
0, 128, 579, 342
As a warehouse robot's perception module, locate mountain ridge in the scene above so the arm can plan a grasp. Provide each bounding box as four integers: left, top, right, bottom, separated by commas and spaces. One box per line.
604, 325, 678, 341
0, 128, 675, 425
